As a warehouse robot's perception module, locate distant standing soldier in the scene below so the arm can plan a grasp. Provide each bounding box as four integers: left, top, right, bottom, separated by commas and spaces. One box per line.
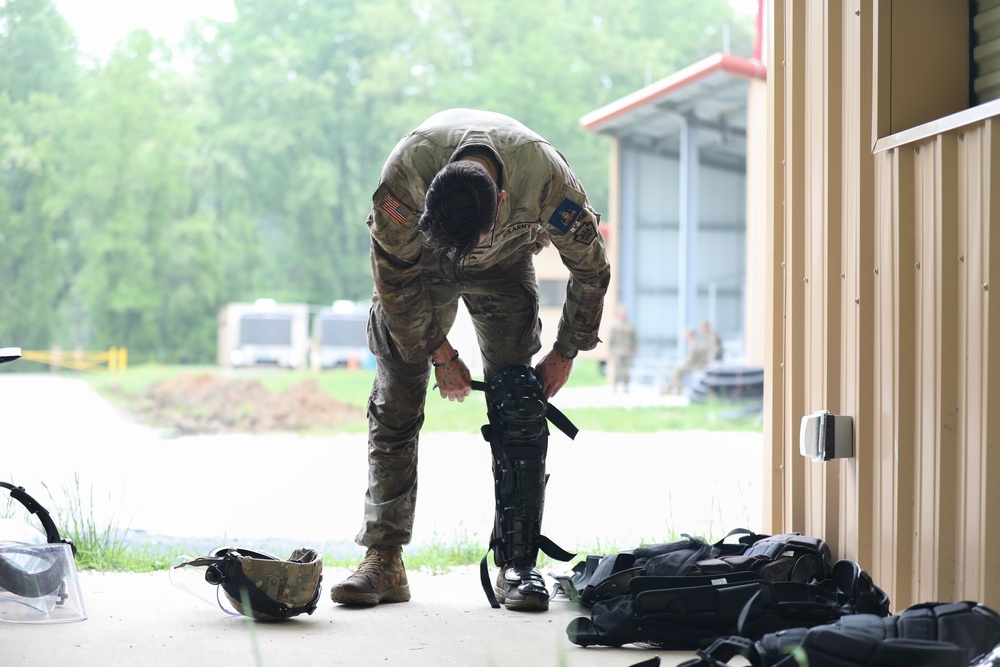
608, 305, 637, 392
331, 109, 611, 613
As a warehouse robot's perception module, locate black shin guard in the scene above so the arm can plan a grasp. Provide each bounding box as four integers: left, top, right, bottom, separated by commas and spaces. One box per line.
475, 364, 578, 607
481, 364, 549, 569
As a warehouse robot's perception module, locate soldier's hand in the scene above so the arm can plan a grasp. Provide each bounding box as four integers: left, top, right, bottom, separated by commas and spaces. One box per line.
434, 358, 473, 401
536, 349, 573, 399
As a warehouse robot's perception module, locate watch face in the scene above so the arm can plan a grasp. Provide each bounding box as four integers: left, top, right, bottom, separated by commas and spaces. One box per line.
560, 347, 578, 359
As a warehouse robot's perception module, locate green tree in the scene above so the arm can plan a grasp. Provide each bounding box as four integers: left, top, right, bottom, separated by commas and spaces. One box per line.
3, 0, 756, 365
195, 0, 393, 305
410, 0, 755, 211
0, 0, 77, 102
0, 0, 78, 351
196, 0, 758, 306
67, 32, 223, 362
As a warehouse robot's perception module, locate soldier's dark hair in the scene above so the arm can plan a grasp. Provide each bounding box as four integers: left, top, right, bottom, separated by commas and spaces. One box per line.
418, 160, 498, 279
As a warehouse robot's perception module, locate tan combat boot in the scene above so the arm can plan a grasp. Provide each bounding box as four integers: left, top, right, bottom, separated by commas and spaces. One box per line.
331, 545, 410, 605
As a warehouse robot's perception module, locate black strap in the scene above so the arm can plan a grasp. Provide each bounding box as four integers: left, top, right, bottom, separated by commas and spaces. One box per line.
676, 636, 759, 667
0, 546, 66, 598
209, 546, 277, 561
470, 380, 578, 440
627, 658, 662, 667
0, 481, 75, 554
539, 535, 576, 562
480, 536, 577, 609
545, 404, 578, 440
480, 545, 502, 609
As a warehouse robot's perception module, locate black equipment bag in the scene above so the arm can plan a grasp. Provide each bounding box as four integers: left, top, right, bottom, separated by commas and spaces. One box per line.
564, 531, 889, 650
678, 601, 1000, 667
562, 530, 836, 608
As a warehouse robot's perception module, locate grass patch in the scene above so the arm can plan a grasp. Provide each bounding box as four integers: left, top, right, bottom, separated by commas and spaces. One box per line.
85, 361, 762, 434
0, 475, 187, 573
55, 361, 762, 572
322, 528, 714, 574
568, 402, 762, 432
57, 475, 191, 572
3, 477, 752, 575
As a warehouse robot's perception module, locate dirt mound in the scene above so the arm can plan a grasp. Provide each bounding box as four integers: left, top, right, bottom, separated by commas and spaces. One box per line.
127, 373, 365, 435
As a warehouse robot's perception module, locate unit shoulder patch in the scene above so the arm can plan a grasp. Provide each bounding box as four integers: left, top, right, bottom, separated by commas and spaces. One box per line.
547, 198, 582, 233
572, 221, 596, 245
380, 193, 413, 225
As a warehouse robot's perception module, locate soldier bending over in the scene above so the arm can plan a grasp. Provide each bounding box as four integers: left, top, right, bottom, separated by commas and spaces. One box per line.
331, 108, 610, 612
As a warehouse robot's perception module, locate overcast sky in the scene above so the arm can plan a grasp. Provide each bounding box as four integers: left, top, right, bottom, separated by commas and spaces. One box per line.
53, 1, 759, 62
52, 0, 236, 59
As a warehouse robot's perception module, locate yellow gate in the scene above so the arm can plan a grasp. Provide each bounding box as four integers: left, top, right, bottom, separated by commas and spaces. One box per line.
19, 347, 128, 373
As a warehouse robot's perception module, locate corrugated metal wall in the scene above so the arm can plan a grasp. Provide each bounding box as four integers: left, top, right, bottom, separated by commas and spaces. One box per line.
768, 0, 1000, 610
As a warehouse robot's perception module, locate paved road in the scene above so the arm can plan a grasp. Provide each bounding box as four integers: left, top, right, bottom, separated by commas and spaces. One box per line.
1, 374, 762, 560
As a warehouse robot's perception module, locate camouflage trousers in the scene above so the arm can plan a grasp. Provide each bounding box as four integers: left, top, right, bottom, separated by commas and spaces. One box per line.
356, 254, 543, 547
612, 353, 633, 385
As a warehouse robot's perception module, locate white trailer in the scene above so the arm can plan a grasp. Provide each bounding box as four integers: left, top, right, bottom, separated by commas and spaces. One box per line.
217, 300, 310, 369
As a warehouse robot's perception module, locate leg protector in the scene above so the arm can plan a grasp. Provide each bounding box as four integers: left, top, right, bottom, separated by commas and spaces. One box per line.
480, 364, 549, 569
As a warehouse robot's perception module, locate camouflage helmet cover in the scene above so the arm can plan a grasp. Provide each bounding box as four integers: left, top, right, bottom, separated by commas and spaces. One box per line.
175, 547, 323, 621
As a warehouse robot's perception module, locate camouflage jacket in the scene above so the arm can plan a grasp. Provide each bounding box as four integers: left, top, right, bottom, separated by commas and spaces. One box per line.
368, 108, 611, 363
608, 320, 637, 357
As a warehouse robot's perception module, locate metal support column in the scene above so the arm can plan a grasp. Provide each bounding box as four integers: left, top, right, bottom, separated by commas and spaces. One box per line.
678, 114, 700, 357
620, 146, 638, 319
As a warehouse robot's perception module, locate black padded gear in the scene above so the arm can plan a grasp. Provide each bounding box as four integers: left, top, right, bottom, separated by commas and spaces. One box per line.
480, 364, 550, 568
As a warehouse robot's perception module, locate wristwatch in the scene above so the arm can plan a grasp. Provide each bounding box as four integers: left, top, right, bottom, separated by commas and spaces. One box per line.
554, 342, 578, 360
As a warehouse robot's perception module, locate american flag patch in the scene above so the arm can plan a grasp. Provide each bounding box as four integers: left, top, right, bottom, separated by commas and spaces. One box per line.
380, 194, 412, 225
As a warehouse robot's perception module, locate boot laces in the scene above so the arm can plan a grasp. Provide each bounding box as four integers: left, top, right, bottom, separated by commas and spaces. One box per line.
357, 546, 393, 575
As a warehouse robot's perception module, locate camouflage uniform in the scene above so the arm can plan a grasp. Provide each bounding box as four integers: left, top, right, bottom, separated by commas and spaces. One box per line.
358, 109, 610, 547
608, 315, 637, 389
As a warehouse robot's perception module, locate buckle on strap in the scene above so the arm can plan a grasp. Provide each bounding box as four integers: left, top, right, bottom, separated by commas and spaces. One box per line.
470, 379, 578, 440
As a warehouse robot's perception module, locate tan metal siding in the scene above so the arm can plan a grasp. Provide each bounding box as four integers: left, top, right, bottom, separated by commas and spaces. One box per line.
764, 0, 787, 532
954, 122, 1000, 605
767, 0, 811, 535
888, 0, 969, 134
771, 0, 1000, 609
982, 123, 1000, 606
874, 126, 1000, 607
839, 0, 877, 571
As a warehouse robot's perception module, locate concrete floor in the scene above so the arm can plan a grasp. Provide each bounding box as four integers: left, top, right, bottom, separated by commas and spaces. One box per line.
4, 566, 736, 667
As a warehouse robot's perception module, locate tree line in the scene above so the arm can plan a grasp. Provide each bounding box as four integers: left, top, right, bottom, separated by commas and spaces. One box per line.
0, 0, 753, 364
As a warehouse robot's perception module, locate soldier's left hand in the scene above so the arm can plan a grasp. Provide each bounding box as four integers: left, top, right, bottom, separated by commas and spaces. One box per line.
536, 349, 573, 399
